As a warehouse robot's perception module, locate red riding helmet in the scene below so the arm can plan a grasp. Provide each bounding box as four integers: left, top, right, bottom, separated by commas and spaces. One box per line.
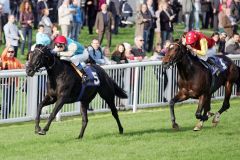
185, 31, 199, 45
54, 35, 67, 44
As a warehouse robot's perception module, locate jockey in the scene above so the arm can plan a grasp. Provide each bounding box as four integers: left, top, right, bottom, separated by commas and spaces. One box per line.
53, 35, 92, 82
183, 30, 222, 75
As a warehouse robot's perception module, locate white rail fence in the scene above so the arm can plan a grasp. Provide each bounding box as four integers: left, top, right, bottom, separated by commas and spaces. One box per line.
1, 55, 240, 124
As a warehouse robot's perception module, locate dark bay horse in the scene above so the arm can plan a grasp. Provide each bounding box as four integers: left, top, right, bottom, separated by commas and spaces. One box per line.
162, 42, 240, 131
26, 44, 128, 138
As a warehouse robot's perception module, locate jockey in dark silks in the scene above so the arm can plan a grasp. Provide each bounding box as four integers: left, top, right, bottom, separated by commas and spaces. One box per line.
52, 35, 92, 82
183, 30, 223, 75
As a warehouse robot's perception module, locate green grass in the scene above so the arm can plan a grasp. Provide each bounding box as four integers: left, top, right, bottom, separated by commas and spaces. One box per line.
0, 99, 240, 160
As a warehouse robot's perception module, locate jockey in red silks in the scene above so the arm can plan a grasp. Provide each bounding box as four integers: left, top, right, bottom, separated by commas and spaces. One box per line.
183, 30, 222, 75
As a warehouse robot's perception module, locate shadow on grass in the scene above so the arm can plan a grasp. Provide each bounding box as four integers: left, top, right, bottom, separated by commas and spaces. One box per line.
91, 125, 214, 140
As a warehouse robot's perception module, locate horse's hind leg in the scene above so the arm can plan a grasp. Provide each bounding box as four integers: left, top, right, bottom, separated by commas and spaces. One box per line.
105, 98, 123, 134
38, 98, 65, 135
77, 102, 88, 139
35, 95, 56, 134
213, 82, 233, 126
194, 96, 211, 131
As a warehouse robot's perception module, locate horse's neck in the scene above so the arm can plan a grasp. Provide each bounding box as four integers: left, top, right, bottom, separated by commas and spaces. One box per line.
46, 59, 65, 80
177, 55, 197, 79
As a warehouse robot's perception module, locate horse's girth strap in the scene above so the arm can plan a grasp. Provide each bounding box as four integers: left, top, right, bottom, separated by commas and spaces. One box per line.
71, 63, 83, 78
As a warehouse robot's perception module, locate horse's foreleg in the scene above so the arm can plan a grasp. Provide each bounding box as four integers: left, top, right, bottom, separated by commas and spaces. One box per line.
169, 91, 187, 130
78, 103, 88, 139
38, 98, 64, 135
35, 95, 56, 134
213, 82, 232, 126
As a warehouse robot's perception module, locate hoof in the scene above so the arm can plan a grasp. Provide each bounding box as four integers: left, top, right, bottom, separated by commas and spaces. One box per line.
193, 126, 201, 131
193, 121, 203, 131
212, 122, 219, 127
119, 128, 124, 134
172, 123, 180, 130
212, 112, 220, 126
38, 130, 46, 135
35, 127, 41, 134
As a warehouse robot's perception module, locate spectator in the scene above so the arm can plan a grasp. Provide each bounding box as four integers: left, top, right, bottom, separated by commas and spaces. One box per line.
135, 3, 153, 51
19, 0, 34, 55
123, 42, 134, 61
160, 2, 175, 47
1, 46, 24, 119
109, 0, 121, 35
51, 23, 60, 40
119, 0, 133, 26
194, 0, 201, 31
212, 0, 220, 32
58, 0, 74, 37
181, 0, 193, 32
211, 32, 221, 54
35, 24, 51, 46
146, 0, 156, 52
84, 38, 106, 65
132, 35, 148, 61
230, 0, 240, 33
39, 8, 52, 37
95, 3, 114, 48
219, 32, 227, 54
221, 5, 234, 38
111, 44, 128, 64
69, 0, 83, 41
37, 0, 49, 27
0, 3, 6, 45
150, 42, 168, 102
85, 0, 97, 34
150, 43, 163, 60
154, 2, 162, 46
225, 32, 240, 54
201, 0, 212, 29
3, 14, 20, 57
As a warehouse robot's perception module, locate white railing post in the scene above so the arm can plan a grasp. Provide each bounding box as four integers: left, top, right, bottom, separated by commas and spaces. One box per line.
27, 75, 38, 120
166, 68, 173, 102
124, 68, 131, 107
133, 67, 139, 113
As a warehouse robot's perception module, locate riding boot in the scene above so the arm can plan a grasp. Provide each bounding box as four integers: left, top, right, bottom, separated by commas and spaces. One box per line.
207, 58, 221, 76
76, 64, 89, 83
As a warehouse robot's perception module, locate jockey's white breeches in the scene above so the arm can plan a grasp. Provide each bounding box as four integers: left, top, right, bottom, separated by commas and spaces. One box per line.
197, 47, 216, 61
60, 51, 89, 66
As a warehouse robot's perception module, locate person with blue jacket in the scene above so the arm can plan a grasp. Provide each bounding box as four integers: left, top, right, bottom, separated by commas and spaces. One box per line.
36, 25, 51, 46
83, 38, 106, 65
69, 0, 83, 41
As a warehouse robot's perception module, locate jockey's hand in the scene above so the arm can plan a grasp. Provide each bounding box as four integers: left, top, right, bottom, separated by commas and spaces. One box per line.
186, 45, 193, 50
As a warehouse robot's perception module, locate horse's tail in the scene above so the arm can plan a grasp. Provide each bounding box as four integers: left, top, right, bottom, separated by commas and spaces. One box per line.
112, 80, 128, 99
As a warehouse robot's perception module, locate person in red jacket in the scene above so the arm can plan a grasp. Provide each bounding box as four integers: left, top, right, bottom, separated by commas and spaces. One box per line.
183, 30, 223, 75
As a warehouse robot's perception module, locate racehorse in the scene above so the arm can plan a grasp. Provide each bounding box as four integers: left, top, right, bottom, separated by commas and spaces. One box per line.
26, 44, 128, 138
162, 41, 240, 131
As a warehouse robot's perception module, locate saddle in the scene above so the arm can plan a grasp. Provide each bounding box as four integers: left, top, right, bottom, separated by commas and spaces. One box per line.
199, 56, 227, 76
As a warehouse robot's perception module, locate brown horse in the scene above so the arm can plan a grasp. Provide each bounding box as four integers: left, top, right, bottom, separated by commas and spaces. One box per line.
162, 42, 240, 131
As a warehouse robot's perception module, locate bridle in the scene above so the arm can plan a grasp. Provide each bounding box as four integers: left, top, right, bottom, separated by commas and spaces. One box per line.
165, 42, 186, 67
32, 47, 56, 72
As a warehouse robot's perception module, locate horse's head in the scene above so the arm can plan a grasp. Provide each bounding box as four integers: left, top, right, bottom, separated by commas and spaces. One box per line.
162, 43, 185, 68
26, 44, 53, 77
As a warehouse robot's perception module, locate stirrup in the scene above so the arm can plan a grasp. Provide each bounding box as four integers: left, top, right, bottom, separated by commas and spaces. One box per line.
82, 75, 90, 83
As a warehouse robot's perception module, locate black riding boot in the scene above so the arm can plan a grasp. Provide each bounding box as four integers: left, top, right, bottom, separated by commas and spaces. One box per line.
207, 58, 221, 75
80, 69, 90, 83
